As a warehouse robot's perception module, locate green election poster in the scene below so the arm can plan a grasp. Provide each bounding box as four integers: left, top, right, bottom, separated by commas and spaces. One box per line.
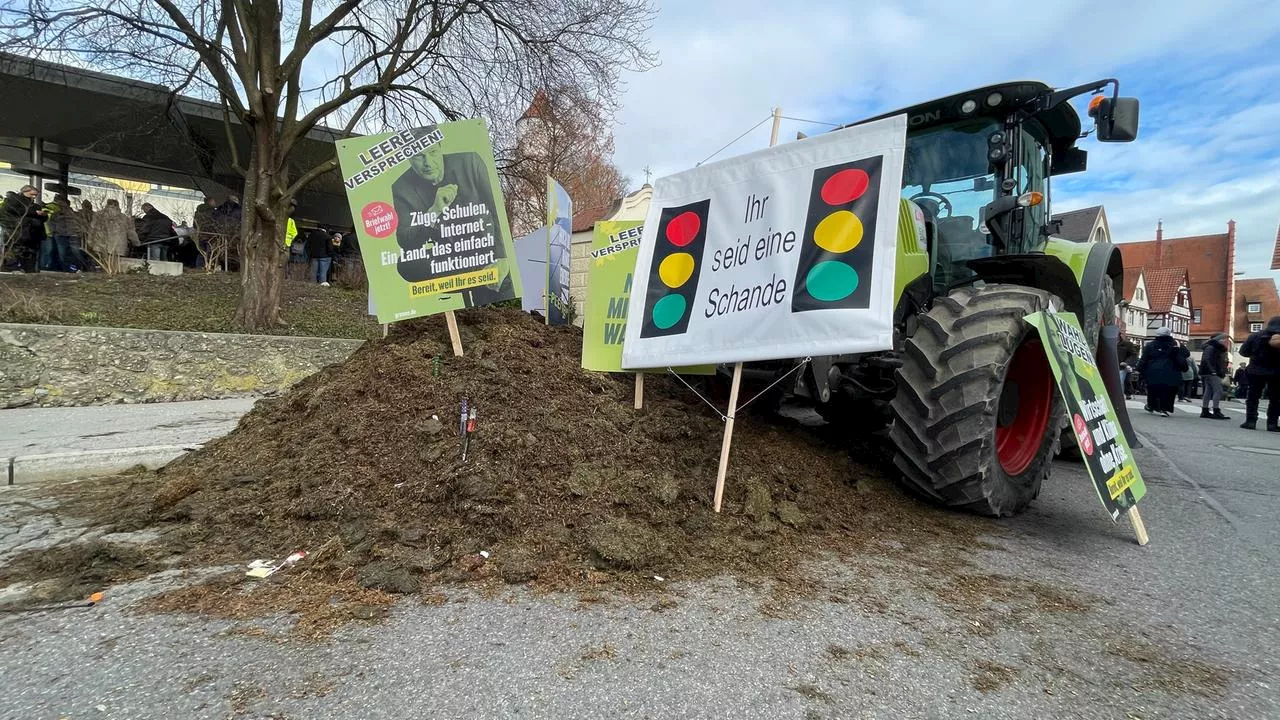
582, 220, 711, 375
1025, 309, 1147, 520
582, 220, 644, 370
336, 119, 521, 324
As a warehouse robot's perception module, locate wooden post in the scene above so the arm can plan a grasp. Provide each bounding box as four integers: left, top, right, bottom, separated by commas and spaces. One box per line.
634, 372, 644, 409
713, 362, 744, 513
711, 108, 781, 514
1127, 506, 1149, 546
381, 323, 389, 339
444, 310, 463, 357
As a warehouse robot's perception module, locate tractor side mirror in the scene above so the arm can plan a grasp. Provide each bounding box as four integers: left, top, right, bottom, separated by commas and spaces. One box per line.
1095, 97, 1140, 142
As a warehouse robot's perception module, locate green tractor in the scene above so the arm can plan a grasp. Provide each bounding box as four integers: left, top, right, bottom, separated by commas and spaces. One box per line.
767, 79, 1141, 516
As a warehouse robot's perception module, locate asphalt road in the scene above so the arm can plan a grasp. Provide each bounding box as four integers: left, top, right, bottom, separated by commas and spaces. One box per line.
0, 398, 258, 481
0, 398, 1276, 719
0, 398, 258, 459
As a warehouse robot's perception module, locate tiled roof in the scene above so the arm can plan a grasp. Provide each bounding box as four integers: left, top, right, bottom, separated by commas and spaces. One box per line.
1119, 231, 1231, 333
570, 185, 654, 233
519, 90, 551, 122
1121, 265, 1143, 304
1142, 266, 1190, 314
1052, 206, 1102, 243
571, 203, 613, 233
1235, 278, 1280, 340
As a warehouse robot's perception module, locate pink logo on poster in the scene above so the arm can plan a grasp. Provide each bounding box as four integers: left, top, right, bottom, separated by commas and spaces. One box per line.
1073, 413, 1094, 456
362, 202, 398, 238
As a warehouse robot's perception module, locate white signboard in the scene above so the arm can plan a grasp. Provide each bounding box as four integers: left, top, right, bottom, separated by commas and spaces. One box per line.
621, 115, 906, 368
514, 227, 548, 314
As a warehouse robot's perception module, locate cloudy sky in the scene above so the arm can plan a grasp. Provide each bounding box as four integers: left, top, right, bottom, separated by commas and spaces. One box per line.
608, 0, 1280, 280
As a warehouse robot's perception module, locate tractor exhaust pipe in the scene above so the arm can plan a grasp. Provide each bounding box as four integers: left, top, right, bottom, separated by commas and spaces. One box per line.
1095, 325, 1141, 448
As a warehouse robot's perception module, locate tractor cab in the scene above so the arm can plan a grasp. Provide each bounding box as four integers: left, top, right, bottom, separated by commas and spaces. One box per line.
844, 80, 1139, 293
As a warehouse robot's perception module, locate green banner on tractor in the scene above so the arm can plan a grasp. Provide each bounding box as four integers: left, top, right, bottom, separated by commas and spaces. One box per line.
336, 119, 521, 324
1025, 309, 1146, 520
582, 220, 712, 375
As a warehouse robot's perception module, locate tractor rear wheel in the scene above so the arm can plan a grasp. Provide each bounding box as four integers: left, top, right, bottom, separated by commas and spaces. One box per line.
889, 284, 1064, 516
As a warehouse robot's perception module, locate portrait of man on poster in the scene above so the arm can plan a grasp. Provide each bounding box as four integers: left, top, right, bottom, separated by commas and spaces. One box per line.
391, 126, 513, 306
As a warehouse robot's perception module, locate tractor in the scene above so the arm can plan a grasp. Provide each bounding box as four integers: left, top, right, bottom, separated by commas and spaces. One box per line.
762, 79, 1141, 516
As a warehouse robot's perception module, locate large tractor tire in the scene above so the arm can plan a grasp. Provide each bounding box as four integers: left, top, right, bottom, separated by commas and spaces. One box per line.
889, 284, 1064, 516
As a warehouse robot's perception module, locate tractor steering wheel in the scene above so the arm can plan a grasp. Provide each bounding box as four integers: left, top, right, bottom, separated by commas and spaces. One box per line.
911, 191, 953, 218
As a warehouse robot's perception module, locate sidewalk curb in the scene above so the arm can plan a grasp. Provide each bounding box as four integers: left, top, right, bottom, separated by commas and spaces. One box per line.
4, 445, 200, 485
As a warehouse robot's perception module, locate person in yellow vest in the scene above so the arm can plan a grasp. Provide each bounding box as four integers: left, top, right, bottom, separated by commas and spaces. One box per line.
284, 216, 298, 248
282, 199, 298, 249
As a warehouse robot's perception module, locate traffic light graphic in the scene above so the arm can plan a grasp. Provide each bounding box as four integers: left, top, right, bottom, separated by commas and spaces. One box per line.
791, 155, 883, 312
639, 199, 711, 338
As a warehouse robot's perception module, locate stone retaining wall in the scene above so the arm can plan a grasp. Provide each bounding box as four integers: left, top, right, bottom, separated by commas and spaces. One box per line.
0, 323, 363, 408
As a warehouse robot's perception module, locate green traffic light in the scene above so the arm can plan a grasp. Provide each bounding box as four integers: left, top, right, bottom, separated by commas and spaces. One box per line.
652, 294, 687, 330
805, 261, 859, 302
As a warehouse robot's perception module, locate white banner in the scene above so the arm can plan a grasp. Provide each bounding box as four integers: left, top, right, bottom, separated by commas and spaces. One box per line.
621, 115, 907, 368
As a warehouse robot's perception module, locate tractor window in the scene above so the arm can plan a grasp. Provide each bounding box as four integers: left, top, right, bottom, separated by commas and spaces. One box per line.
901, 118, 999, 291
1014, 127, 1049, 252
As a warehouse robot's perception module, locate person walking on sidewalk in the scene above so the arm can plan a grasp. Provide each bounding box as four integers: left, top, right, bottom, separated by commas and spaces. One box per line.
1137, 327, 1184, 417
1199, 333, 1231, 420
1234, 363, 1250, 400
1240, 316, 1280, 431
1179, 348, 1196, 403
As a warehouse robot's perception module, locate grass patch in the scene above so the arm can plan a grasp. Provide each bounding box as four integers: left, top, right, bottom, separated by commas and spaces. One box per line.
0, 272, 379, 339
0, 284, 72, 324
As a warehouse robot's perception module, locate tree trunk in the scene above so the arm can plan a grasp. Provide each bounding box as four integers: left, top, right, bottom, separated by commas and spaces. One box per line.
234, 122, 289, 332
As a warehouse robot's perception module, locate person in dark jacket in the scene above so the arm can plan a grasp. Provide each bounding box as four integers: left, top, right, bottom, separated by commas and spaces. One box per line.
1234, 363, 1250, 400
1239, 316, 1280, 431
212, 194, 242, 227
1136, 327, 1185, 416
1198, 333, 1231, 420
43, 193, 79, 271
305, 226, 333, 286
137, 203, 176, 261
1, 185, 47, 272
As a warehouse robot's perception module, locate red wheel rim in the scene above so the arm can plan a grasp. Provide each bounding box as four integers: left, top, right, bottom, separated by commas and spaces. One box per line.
995, 339, 1054, 475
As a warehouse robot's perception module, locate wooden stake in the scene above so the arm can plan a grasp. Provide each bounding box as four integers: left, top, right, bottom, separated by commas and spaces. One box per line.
713, 362, 744, 513
711, 109, 781, 514
634, 372, 645, 409
1127, 506, 1150, 546
381, 323, 388, 339
444, 310, 463, 357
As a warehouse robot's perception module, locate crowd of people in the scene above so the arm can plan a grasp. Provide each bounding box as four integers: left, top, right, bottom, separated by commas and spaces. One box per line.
1, 184, 358, 281
0, 184, 205, 272
1126, 319, 1280, 432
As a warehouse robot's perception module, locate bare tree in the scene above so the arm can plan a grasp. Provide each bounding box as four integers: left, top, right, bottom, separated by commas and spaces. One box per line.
502, 85, 629, 237
2, 0, 655, 330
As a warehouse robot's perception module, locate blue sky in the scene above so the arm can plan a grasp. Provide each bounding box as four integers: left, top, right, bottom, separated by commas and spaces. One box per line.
610, 0, 1280, 281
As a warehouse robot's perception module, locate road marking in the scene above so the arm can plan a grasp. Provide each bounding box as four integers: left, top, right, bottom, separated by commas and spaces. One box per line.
1226, 446, 1280, 456
1136, 431, 1277, 561
1134, 430, 1243, 532
1124, 401, 1237, 416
